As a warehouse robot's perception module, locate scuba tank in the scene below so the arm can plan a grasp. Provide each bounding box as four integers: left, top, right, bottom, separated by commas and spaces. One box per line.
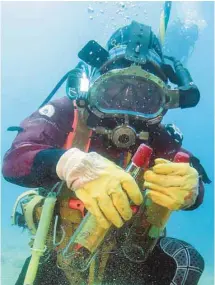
61, 144, 153, 272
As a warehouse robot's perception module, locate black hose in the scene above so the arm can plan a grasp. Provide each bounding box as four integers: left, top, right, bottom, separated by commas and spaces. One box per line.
39, 71, 71, 109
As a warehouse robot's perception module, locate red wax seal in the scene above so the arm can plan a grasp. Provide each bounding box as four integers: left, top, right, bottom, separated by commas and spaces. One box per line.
174, 152, 189, 163
130, 205, 139, 214
132, 144, 153, 169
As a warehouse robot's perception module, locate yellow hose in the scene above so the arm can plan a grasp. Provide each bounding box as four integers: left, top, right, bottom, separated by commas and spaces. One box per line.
159, 10, 166, 45
24, 192, 57, 285
159, 1, 172, 45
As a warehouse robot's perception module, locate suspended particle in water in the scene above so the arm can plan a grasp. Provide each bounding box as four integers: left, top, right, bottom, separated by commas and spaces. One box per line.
117, 10, 124, 16
88, 6, 94, 13
89, 16, 93, 20
125, 16, 130, 20
120, 2, 126, 9
100, 9, 104, 14
89, 51, 93, 55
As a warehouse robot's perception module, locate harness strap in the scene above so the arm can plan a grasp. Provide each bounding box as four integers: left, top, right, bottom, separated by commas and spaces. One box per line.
63, 103, 79, 150
63, 102, 92, 152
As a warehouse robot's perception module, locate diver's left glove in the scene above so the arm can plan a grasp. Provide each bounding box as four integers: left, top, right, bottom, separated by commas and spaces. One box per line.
143, 158, 199, 210
56, 148, 143, 229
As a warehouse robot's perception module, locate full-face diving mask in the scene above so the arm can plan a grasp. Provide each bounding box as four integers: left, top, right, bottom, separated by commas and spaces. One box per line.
66, 21, 200, 148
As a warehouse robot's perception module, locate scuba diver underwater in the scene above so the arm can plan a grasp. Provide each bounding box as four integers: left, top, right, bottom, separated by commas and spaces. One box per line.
2, 3, 212, 285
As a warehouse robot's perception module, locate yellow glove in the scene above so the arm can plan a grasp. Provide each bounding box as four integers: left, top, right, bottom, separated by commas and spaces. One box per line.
56, 148, 143, 229
143, 158, 199, 210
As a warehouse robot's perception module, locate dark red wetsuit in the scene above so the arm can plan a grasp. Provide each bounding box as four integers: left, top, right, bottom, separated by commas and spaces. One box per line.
2, 95, 205, 210
2, 67, 208, 284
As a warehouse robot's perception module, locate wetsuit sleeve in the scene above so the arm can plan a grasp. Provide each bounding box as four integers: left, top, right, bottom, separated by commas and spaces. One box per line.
2, 61, 92, 188
2, 96, 74, 188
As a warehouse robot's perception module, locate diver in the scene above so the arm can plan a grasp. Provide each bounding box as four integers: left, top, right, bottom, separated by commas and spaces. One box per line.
2, 21, 211, 285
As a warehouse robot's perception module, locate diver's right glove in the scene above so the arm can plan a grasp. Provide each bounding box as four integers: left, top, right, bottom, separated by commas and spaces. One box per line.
56, 148, 143, 229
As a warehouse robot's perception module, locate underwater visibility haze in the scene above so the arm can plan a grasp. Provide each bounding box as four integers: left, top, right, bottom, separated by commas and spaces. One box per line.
1, 1, 214, 284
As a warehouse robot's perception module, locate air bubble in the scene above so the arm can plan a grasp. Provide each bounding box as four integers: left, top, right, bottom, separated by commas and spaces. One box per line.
88, 6, 94, 13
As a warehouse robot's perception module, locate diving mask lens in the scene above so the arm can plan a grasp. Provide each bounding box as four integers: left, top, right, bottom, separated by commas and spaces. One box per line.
90, 74, 165, 118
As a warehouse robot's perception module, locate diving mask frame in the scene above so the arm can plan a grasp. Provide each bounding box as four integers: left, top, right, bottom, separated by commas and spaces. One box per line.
71, 64, 179, 148
69, 58, 198, 148
71, 24, 199, 121
87, 64, 176, 121
72, 63, 180, 122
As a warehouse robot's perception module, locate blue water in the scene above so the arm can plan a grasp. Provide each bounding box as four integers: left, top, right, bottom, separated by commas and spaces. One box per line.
1, 2, 214, 284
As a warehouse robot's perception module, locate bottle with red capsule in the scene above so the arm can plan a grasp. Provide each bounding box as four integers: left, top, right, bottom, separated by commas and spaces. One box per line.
61, 144, 153, 272
122, 152, 190, 263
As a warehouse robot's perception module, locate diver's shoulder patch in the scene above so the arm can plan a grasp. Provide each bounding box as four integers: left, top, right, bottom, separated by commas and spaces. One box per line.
165, 123, 183, 144
39, 104, 55, 118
